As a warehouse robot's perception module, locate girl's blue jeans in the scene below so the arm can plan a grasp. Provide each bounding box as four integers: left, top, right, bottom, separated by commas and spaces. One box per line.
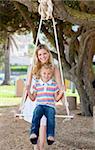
30, 105, 55, 138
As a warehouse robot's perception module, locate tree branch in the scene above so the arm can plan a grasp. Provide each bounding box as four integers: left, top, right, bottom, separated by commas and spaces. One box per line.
53, 1, 95, 27
13, 1, 36, 39
12, 0, 95, 26
77, 29, 95, 75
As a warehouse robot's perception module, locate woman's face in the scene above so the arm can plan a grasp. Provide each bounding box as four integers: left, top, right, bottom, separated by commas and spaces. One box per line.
37, 49, 50, 64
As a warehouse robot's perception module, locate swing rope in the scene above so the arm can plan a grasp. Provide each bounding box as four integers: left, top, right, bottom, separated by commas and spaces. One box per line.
35, 17, 43, 47
52, 17, 70, 116
37, 0, 73, 118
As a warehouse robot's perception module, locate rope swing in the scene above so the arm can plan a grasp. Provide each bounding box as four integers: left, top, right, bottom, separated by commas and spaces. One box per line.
37, 0, 74, 119
16, 0, 74, 119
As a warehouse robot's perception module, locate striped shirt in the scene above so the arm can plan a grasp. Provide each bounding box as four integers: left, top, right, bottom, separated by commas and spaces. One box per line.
33, 79, 59, 108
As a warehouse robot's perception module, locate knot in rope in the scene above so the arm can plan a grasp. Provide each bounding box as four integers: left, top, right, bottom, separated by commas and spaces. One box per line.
38, 0, 53, 20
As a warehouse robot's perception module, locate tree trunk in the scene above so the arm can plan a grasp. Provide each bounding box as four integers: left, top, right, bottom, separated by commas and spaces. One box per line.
58, 26, 95, 116
2, 38, 11, 85
73, 29, 95, 116
75, 78, 93, 116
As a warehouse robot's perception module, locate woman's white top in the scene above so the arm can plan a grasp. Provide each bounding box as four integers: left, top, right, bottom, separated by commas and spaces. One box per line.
22, 76, 47, 125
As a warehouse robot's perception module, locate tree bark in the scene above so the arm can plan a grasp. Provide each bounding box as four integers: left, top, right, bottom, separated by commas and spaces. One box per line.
2, 38, 11, 85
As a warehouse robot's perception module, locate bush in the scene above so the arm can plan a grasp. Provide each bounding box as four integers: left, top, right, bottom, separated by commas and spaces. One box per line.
11, 65, 28, 72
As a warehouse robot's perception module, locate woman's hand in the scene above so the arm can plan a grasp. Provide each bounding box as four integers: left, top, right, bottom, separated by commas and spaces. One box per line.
25, 85, 31, 92
60, 85, 65, 94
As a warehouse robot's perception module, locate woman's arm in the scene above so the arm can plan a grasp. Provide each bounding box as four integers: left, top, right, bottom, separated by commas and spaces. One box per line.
25, 65, 33, 91
54, 65, 62, 88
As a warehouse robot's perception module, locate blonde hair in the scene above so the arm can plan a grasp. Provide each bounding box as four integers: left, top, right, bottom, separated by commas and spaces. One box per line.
40, 63, 54, 74
32, 44, 54, 78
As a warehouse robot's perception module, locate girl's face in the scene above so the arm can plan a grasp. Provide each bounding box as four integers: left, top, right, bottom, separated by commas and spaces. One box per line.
40, 68, 53, 82
37, 49, 50, 64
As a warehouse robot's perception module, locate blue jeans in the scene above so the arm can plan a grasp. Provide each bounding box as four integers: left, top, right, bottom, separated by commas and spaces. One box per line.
30, 105, 55, 138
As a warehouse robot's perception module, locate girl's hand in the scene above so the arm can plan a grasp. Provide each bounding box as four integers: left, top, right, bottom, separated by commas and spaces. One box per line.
28, 91, 36, 101
55, 89, 64, 102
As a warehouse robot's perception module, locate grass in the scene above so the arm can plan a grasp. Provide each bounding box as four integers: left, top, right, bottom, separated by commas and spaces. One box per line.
66, 89, 80, 102
0, 97, 21, 106
11, 65, 28, 72
0, 85, 22, 106
0, 85, 16, 97
0, 85, 80, 107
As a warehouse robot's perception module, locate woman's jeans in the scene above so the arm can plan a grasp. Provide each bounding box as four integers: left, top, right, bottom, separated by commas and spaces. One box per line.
30, 105, 55, 138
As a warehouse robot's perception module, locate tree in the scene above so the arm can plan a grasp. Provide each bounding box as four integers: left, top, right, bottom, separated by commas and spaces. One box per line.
0, 43, 4, 68
2, 34, 18, 85
0, 0, 95, 116
0, 0, 31, 84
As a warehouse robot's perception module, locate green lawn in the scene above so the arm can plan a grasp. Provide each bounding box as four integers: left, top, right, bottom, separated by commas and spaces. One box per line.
0, 85, 21, 106
66, 89, 80, 102
0, 85, 80, 107
0, 97, 21, 106
0, 85, 16, 97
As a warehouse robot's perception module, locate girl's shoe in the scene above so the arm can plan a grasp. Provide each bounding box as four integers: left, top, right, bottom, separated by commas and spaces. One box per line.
30, 133, 38, 144
47, 136, 55, 145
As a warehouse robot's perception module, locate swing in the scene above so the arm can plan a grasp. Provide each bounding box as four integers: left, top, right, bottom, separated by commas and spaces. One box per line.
38, 0, 74, 119
16, 0, 74, 119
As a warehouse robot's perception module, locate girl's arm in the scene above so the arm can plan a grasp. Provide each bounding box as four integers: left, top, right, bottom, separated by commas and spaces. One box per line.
28, 83, 37, 101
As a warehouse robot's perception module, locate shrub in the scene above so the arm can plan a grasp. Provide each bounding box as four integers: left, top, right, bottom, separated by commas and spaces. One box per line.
11, 65, 28, 72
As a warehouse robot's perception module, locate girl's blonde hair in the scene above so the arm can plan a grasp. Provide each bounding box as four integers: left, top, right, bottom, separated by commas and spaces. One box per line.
40, 63, 54, 74
31, 44, 54, 78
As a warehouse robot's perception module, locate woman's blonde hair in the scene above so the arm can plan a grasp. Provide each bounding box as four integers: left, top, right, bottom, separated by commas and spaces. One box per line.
31, 44, 54, 78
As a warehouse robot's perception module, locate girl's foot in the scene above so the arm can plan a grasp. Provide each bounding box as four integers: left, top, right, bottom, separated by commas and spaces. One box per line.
30, 133, 38, 144
47, 136, 55, 145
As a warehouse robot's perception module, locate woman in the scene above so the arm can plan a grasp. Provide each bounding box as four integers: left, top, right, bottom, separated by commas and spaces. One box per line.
22, 44, 62, 150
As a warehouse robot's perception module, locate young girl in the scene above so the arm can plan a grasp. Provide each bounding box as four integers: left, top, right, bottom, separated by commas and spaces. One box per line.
22, 44, 62, 150
28, 63, 64, 145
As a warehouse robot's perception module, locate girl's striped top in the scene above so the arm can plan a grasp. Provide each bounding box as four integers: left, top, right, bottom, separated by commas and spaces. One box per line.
33, 79, 59, 108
